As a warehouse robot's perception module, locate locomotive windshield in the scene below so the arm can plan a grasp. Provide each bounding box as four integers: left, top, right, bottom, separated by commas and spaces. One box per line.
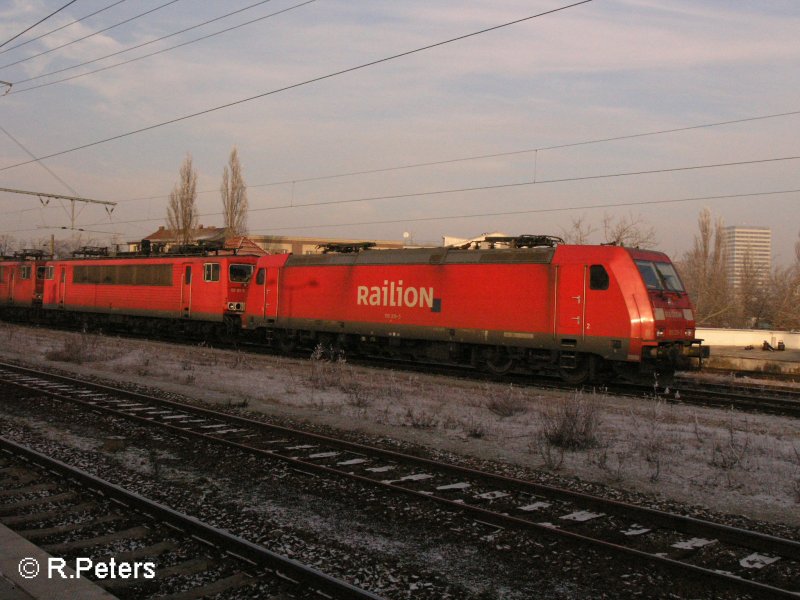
635, 260, 685, 292
229, 264, 254, 283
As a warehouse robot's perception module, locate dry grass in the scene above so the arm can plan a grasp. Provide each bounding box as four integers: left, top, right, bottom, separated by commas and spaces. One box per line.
44, 332, 100, 364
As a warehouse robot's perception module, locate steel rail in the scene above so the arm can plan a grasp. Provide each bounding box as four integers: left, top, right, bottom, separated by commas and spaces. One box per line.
0, 435, 385, 600
1, 362, 799, 598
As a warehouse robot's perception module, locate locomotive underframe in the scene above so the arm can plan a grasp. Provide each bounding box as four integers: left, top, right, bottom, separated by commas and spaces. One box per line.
253, 317, 701, 383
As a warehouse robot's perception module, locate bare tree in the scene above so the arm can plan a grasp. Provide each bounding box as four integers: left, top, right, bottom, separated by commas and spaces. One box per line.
795, 229, 800, 264
766, 265, 800, 330
602, 212, 657, 248
0, 234, 15, 256
677, 208, 733, 326
221, 146, 248, 238
560, 215, 596, 244
735, 249, 771, 328
166, 154, 198, 246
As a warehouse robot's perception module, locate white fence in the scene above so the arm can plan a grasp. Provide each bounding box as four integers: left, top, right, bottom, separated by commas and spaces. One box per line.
697, 328, 800, 350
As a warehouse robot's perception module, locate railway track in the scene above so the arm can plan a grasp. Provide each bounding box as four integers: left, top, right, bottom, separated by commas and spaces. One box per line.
1, 362, 798, 598
0, 435, 383, 600
347, 355, 800, 419
660, 379, 800, 418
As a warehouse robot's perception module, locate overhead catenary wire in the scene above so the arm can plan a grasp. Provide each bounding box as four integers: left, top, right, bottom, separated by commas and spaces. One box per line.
9, 0, 315, 90
0, 0, 595, 173
2, 188, 797, 238
0, 0, 130, 56
4, 104, 797, 224
58, 153, 800, 230
2, 150, 798, 225
0, 0, 185, 71
0, 0, 80, 50
107, 108, 800, 205
258, 188, 800, 233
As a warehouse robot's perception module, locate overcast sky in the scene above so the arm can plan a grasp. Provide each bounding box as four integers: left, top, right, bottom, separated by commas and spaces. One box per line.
1, 0, 798, 263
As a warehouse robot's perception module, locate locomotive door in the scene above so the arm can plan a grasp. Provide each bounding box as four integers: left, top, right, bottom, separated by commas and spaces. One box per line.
57, 267, 67, 308
254, 267, 278, 319
4, 269, 13, 304
181, 264, 192, 318
554, 264, 586, 340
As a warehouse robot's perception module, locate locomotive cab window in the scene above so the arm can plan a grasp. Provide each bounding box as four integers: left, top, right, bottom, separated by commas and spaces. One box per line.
589, 265, 609, 290
635, 260, 685, 292
184, 266, 192, 284
229, 264, 254, 283
0, 266, 5, 282
203, 263, 220, 282
20, 265, 31, 280
255, 268, 266, 285
654, 262, 685, 292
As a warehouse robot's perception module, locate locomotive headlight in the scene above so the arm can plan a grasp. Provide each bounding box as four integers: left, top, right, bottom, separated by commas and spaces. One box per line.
656, 328, 665, 338
685, 328, 694, 337
226, 302, 245, 312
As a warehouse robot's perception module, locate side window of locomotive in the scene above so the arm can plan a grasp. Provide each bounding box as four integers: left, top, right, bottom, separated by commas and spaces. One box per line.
0, 266, 5, 282
203, 263, 220, 282
255, 268, 265, 285
185, 266, 192, 284
635, 260, 661, 290
37, 266, 45, 280
589, 265, 609, 290
20, 265, 31, 280
229, 264, 254, 283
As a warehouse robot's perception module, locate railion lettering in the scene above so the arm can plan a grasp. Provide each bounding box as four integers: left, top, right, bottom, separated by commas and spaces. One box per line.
356, 280, 434, 309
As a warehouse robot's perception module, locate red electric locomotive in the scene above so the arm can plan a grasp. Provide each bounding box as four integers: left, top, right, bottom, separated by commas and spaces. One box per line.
41, 251, 258, 337
0, 250, 51, 320
242, 236, 707, 383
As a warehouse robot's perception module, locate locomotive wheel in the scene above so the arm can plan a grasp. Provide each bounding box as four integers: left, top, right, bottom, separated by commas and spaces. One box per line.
558, 356, 592, 385
276, 332, 297, 354
483, 347, 515, 376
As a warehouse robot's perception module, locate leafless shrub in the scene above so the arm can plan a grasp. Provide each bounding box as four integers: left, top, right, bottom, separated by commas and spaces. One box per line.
45, 333, 98, 364
404, 408, 439, 429
710, 416, 753, 472
587, 443, 610, 472
530, 436, 565, 470
486, 385, 528, 418
381, 372, 407, 403
228, 351, 253, 369
195, 342, 219, 366
309, 343, 347, 388
632, 402, 672, 483
537, 394, 602, 450
226, 395, 250, 409
464, 416, 487, 439
344, 383, 372, 410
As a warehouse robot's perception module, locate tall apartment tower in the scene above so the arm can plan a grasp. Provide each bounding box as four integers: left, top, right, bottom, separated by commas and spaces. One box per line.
722, 225, 771, 288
